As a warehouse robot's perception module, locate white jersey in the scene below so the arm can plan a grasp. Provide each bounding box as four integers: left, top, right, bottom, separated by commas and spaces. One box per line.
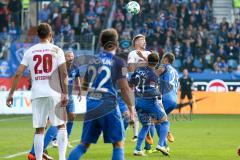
127, 50, 151, 64
21, 43, 65, 99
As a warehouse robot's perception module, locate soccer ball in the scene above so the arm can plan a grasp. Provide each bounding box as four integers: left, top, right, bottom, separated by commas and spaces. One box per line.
126, 1, 140, 15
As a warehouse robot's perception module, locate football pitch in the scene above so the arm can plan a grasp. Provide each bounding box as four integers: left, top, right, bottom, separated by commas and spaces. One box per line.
0, 114, 239, 160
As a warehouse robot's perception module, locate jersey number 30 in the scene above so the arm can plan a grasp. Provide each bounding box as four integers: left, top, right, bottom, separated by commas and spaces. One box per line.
33, 54, 53, 74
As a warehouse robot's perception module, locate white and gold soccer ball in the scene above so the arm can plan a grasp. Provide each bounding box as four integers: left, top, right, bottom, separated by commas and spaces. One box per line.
126, 1, 140, 15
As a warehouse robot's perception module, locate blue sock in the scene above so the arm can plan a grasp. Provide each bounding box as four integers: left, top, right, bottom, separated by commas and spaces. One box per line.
68, 144, 87, 160
67, 121, 74, 138
135, 125, 150, 151
156, 121, 169, 147
112, 147, 124, 160
144, 125, 155, 150
30, 126, 58, 154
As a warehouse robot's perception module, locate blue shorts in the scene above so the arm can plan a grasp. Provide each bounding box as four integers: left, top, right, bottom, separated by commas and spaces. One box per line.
66, 97, 75, 113
81, 102, 125, 144
162, 94, 177, 115
135, 98, 166, 126
117, 96, 128, 114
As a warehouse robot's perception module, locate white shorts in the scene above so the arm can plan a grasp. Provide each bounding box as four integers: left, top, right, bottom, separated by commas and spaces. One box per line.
32, 97, 66, 128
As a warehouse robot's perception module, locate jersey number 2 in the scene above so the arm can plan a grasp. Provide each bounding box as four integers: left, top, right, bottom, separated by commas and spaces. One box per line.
33, 54, 53, 74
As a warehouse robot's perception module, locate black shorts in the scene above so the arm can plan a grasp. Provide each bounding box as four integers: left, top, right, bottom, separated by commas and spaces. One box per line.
180, 91, 192, 99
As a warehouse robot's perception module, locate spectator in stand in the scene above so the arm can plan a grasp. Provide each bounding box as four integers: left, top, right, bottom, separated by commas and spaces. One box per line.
226, 41, 238, 60
209, 17, 220, 33
60, 1, 69, 20
51, 8, 62, 35
70, 7, 82, 35
80, 18, 88, 34
48, 0, 61, 11
7, 0, 22, 27
86, 7, 96, 25
95, 1, 104, 16
8, 21, 19, 41
0, 4, 9, 32
217, 45, 227, 60
220, 17, 229, 30
61, 18, 72, 42
39, 4, 50, 23
214, 56, 228, 73
204, 49, 214, 69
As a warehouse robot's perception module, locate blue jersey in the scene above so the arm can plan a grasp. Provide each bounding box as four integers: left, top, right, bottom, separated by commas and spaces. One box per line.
130, 66, 161, 99
84, 51, 127, 110
68, 64, 80, 97
159, 64, 179, 96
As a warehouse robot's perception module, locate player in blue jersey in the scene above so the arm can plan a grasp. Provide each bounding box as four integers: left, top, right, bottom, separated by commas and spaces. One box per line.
158, 53, 179, 146
144, 53, 179, 155
68, 28, 135, 160
130, 53, 167, 156
27, 50, 81, 160
51, 50, 82, 148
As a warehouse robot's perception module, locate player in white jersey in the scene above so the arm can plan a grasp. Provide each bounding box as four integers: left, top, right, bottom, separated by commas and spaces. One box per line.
127, 34, 151, 142
6, 23, 68, 160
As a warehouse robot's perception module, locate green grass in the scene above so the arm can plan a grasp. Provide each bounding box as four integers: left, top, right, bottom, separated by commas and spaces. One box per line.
0, 115, 239, 160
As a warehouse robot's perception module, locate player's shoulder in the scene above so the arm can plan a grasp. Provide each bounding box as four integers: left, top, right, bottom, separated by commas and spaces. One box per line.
113, 55, 126, 65
128, 50, 137, 57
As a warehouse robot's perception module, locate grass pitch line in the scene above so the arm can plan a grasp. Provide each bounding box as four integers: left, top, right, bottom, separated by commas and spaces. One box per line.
2, 138, 80, 159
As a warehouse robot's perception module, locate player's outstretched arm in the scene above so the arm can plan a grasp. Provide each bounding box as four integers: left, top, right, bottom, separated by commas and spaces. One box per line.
118, 78, 135, 122
76, 77, 82, 101
6, 64, 26, 107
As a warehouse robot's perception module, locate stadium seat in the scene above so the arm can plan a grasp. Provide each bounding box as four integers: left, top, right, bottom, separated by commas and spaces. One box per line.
193, 59, 203, 69
173, 59, 182, 69
228, 59, 238, 69
203, 68, 213, 73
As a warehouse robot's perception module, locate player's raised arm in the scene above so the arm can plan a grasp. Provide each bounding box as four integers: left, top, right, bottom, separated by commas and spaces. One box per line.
6, 64, 27, 107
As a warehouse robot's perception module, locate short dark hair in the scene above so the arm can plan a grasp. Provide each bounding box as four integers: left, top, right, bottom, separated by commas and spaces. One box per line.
100, 28, 118, 50
148, 53, 159, 66
37, 23, 52, 39
162, 53, 175, 64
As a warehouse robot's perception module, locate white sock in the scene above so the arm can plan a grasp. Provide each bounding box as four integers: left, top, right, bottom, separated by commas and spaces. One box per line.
133, 120, 139, 137
57, 128, 68, 160
34, 134, 44, 160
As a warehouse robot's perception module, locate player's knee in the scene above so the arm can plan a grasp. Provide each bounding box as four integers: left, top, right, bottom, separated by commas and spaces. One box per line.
113, 141, 124, 148
35, 127, 45, 134
81, 142, 91, 149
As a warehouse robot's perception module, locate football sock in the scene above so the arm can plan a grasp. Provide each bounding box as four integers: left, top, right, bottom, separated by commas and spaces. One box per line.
136, 125, 150, 151
30, 126, 57, 154
112, 147, 124, 160
34, 134, 44, 160
157, 121, 169, 147
68, 144, 87, 160
144, 125, 155, 150
57, 128, 68, 160
133, 120, 139, 137
67, 121, 74, 138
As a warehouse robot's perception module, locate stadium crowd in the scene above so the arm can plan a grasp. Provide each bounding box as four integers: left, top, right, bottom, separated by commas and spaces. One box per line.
114, 0, 240, 73
0, 0, 111, 55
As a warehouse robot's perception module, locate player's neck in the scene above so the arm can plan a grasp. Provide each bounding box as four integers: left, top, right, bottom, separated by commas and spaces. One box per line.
135, 47, 144, 51
39, 39, 50, 44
